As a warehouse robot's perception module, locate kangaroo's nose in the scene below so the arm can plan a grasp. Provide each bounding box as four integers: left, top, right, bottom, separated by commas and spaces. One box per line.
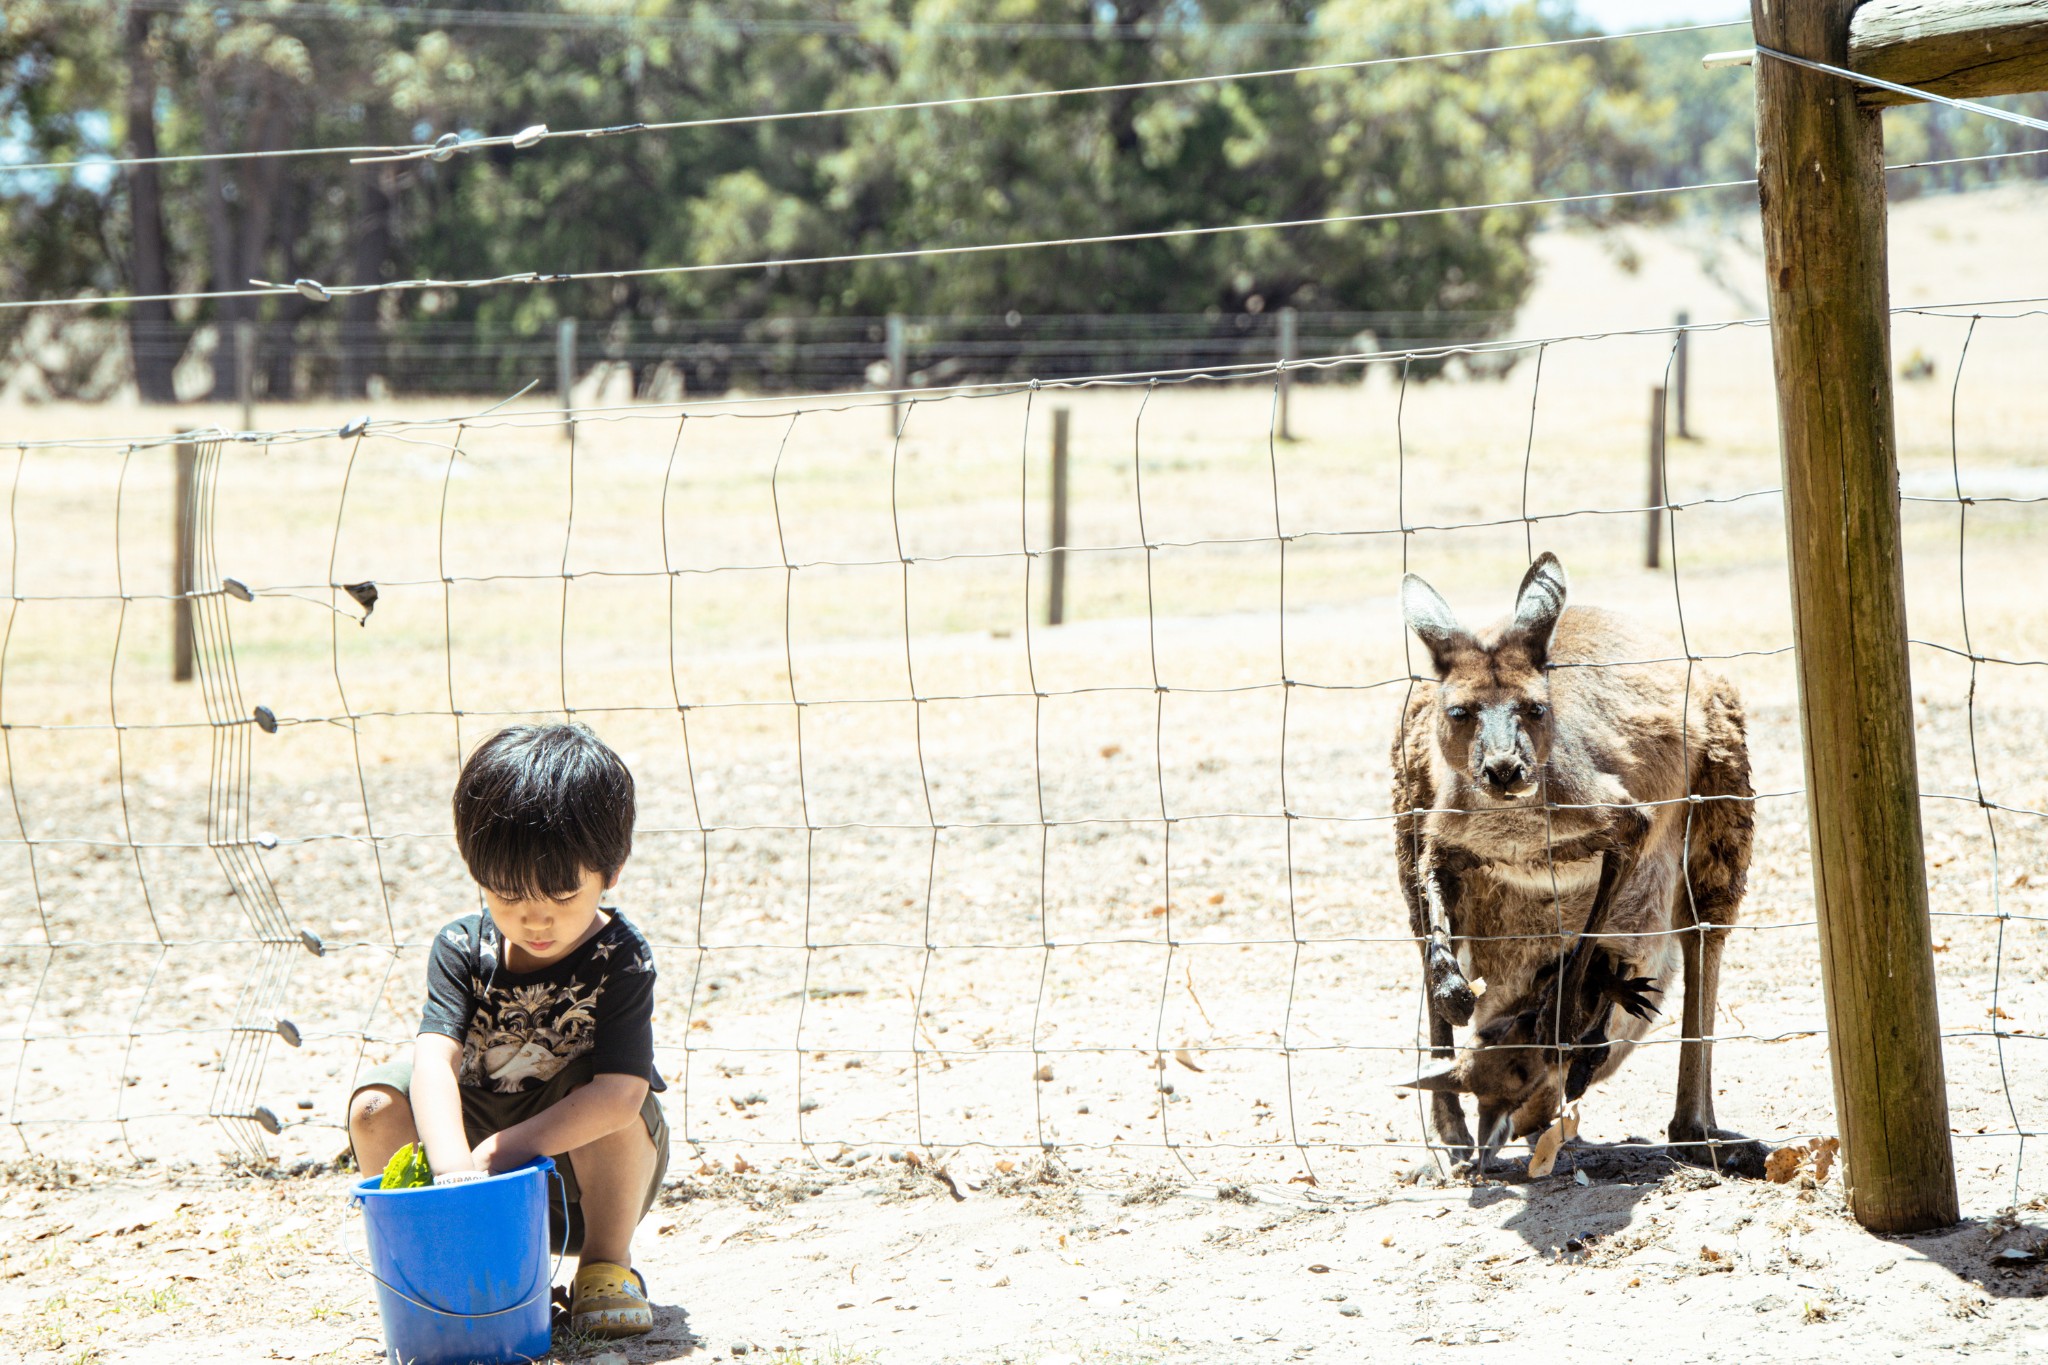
1484, 758, 1525, 789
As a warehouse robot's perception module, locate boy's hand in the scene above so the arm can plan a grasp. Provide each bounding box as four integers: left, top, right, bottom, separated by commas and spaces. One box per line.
471, 1130, 531, 1175
411, 1033, 478, 1178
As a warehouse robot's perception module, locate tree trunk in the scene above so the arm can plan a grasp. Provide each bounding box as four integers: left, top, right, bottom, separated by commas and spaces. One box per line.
201, 89, 242, 402
123, 7, 180, 404
265, 178, 306, 400
1106, 0, 1164, 156
337, 164, 392, 398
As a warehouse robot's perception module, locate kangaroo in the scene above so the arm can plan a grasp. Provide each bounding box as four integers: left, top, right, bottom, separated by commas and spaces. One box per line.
1389, 553, 1765, 1177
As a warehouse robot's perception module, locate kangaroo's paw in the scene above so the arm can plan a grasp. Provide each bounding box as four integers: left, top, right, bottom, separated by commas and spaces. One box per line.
1668, 1121, 1770, 1180
1426, 947, 1476, 1027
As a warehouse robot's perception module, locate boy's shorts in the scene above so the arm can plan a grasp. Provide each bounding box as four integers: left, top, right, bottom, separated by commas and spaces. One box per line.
349, 1054, 669, 1255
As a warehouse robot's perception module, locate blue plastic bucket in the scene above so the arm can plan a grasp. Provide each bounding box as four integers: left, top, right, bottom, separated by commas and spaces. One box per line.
346, 1157, 559, 1365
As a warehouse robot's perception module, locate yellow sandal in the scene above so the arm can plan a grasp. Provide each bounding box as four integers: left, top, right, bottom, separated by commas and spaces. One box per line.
570, 1260, 652, 1338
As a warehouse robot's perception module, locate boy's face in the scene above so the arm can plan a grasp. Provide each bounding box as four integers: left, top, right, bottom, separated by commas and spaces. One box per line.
484, 865, 617, 972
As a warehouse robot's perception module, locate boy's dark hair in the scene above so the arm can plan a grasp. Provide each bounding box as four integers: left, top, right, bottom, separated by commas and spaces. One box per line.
454, 723, 635, 900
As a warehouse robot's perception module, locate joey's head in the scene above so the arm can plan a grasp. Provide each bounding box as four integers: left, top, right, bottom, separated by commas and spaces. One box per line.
1402, 553, 1569, 804
1402, 1011, 1559, 1166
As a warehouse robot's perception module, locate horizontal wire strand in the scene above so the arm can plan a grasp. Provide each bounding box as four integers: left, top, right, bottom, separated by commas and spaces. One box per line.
1756, 45, 2048, 138
351, 23, 1758, 166
6, 19, 1752, 177
6, 178, 1763, 314
8, 140, 2042, 314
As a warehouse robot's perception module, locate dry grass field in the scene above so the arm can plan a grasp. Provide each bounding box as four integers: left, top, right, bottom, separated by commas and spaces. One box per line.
2, 185, 2047, 1363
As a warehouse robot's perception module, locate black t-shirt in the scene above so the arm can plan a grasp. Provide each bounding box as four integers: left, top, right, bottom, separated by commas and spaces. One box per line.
419, 910, 664, 1095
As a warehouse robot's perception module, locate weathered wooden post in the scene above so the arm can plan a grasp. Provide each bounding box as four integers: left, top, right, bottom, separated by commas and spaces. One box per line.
1645, 385, 1666, 570
557, 318, 577, 438
1276, 306, 1299, 442
1672, 311, 1691, 439
172, 435, 196, 682
1046, 406, 1070, 627
234, 320, 256, 432
885, 313, 907, 434
1848, 1, 2048, 104
1750, 0, 1957, 1232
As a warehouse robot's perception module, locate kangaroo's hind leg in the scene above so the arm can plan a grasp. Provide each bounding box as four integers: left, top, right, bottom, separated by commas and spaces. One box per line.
1667, 678, 1768, 1178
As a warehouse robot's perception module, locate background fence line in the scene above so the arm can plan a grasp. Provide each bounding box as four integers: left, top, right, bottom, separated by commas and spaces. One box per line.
4, 310, 1516, 406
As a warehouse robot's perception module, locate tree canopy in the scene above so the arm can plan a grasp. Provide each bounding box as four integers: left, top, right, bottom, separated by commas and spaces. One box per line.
1, 1, 2041, 398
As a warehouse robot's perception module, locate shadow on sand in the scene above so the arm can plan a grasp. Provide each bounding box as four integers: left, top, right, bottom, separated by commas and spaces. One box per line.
549, 1298, 702, 1361
1448, 1139, 2048, 1299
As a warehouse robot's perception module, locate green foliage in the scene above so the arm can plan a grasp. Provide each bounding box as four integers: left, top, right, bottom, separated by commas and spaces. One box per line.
380, 1142, 433, 1190
0, 1, 126, 341
4, 1, 2041, 385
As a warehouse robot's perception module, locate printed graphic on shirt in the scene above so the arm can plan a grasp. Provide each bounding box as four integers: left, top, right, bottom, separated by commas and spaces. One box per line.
464, 978, 605, 1091
419, 911, 662, 1095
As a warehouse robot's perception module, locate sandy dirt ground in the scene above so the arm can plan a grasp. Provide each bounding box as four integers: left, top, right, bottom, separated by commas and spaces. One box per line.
3, 1153, 2047, 1365
2, 183, 2048, 1362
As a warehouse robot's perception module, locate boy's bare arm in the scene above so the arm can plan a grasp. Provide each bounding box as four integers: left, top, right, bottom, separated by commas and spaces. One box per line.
474, 1073, 649, 1173
411, 1034, 476, 1175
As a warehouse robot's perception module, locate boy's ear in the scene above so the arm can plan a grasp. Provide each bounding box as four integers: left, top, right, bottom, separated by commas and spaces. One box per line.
603, 866, 624, 891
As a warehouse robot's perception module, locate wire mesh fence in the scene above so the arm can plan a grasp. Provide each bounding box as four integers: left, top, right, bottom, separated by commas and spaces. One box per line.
0, 310, 1519, 405
0, 297, 2040, 1207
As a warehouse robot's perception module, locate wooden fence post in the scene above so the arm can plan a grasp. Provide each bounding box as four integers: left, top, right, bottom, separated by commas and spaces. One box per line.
1673, 311, 1691, 439
1046, 407, 1070, 627
1645, 385, 1666, 570
1751, 0, 1957, 1232
172, 435, 195, 682
235, 320, 256, 432
1276, 306, 1299, 442
885, 313, 907, 434
557, 318, 577, 437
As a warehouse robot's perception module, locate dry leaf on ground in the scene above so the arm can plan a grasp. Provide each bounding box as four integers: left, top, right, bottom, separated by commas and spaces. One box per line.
1765, 1136, 1840, 1185
1523, 1107, 1580, 1179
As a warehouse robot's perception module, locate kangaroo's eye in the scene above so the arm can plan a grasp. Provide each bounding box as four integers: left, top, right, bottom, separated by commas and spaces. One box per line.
1445, 706, 1470, 722
1526, 702, 1549, 719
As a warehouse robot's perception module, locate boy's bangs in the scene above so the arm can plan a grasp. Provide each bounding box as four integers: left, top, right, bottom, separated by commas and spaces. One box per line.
453, 723, 636, 894
466, 833, 590, 903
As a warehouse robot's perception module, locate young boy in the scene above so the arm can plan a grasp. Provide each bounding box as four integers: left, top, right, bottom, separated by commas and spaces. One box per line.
348, 723, 669, 1339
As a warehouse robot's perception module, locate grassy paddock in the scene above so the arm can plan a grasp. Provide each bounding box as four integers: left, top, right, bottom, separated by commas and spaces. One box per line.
0, 312, 2043, 1209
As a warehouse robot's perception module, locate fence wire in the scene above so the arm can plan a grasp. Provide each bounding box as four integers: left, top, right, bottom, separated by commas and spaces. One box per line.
0, 305, 2041, 1208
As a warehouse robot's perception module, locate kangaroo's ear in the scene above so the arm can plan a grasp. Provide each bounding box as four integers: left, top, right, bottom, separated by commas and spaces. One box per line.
1509, 552, 1569, 664
1401, 574, 1473, 677
1395, 1059, 1469, 1094
1477, 1008, 1533, 1047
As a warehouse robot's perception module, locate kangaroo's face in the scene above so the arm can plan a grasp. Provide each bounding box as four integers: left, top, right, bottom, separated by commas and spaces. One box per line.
1405, 1012, 1561, 1164
1403, 554, 1569, 804
1434, 651, 1553, 801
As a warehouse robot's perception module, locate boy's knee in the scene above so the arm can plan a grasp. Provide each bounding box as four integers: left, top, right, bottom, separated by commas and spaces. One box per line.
349, 1084, 409, 1132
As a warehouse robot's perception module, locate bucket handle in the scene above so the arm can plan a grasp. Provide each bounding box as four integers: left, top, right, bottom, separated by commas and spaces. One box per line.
342, 1168, 569, 1321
